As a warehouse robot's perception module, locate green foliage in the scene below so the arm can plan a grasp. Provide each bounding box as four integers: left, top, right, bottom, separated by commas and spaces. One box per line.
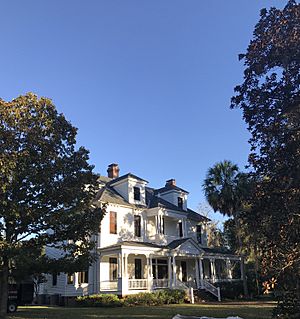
75, 290, 186, 308
76, 294, 123, 307
203, 160, 250, 219
75, 290, 187, 308
0, 93, 106, 317
231, 1, 300, 317
216, 282, 244, 299
124, 292, 161, 306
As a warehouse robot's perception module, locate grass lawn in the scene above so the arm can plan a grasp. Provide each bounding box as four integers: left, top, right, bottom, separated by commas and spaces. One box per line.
8, 301, 275, 319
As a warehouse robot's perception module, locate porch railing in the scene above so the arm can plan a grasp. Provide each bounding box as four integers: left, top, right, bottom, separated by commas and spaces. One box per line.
100, 280, 118, 291
153, 279, 169, 288
201, 279, 221, 301
128, 279, 148, 290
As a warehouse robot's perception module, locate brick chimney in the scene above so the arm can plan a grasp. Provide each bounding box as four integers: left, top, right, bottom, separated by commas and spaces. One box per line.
107, 163, 120, 179
166, 179, 176, 187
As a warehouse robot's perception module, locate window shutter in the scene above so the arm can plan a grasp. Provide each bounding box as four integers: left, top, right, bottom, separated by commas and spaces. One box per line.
110, 212, 117, 234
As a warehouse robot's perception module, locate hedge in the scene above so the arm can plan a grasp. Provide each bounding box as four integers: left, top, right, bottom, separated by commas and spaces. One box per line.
75, 289, 186, 307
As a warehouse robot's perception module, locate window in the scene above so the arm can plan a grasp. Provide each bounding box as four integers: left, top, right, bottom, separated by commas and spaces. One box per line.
67, 273, 74, 284
109, 257, 118, 281
161, 217, 165, 235
52, 273, 57, 286
134, 215, 141, 237
78, 271, 89, 284
196, 225, 202, 244
134, 187, 141, 201
110, 211, 117, 234
178, 197, 183, 209
134, 259, 142, 279
178, 221, 183, 237
152, 259, 168, 279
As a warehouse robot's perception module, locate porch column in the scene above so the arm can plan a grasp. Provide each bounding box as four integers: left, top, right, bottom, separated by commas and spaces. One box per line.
198, 257, 204, 287
121, 253, 128, 295
195, 258, 200, 288
210, 258, 216, 283
168, 256, 172, 288
226, 259, 232, 279
118, 253, 122, 293
172, 256, 177, 287
147, 256, 153, 291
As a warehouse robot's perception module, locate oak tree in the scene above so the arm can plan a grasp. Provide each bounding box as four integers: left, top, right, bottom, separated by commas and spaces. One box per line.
0, 93, 105, 318
231, 1, 300, 317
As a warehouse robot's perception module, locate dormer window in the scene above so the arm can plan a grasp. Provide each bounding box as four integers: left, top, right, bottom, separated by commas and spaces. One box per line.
178, 197, 183, 209
134, 187, 141, 201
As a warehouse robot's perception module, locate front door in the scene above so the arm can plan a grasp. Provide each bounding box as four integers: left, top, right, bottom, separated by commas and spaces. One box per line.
181, 261, 187, 282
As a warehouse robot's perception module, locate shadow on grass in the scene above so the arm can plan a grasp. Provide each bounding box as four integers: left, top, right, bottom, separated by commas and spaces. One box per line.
8, 303, 274, 319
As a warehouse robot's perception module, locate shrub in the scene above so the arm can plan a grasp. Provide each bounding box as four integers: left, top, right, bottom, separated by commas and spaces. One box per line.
124, 292, 160, 306
75, 294, 123, 307
216, 281, 244, 299
124, 289, 186, 306
156, 289, 186, 304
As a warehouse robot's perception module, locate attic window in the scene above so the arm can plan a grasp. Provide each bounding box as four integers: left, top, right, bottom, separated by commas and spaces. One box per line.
134, 187, 141, 201
178, 197, 183, 209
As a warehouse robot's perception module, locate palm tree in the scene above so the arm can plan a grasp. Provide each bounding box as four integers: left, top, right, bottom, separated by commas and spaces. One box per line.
203, 160, 247, 220
203, 160, 249, 296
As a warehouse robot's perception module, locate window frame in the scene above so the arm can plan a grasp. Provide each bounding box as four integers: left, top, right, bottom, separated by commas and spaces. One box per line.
109, 257, 118, 281
178, 221, 183, 237
78, 270, 89, 285
134, 215, 141, 237
196, 224, 202, 244
134, 258, 142, 279
133, 186, 141, 201
177, 197, 183, 209
52, 273, 57, 286
67, 273, 74, 285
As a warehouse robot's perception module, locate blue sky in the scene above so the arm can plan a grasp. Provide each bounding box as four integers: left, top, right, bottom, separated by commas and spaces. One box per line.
0, 1, 285, 218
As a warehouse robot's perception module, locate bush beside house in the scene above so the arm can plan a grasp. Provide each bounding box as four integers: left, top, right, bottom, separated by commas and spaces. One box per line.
75, 289, 186, 307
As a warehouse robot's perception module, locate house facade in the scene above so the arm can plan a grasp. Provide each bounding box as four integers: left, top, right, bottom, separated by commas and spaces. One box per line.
41, 164, 244, 301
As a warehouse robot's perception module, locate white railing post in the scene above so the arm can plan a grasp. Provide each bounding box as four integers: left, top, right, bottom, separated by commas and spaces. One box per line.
189, 287, 194, 304
217, 287, 221, 302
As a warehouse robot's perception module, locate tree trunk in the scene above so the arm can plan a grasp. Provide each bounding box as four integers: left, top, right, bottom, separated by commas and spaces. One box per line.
234, 217, 249, 298
253, 243, 260, 296
240, 256, 249, 298
0, 257, 9, 319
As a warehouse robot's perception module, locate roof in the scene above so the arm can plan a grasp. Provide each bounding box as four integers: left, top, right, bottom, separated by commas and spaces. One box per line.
99, 241, 165, 250
98, 175, 112, 183
97, 174, 208, 222
146, 188, 208, 221
109, 173, 148, 185
154, 184, 189, 195
97, 187, 135, 208
202, 247, 236, 256
167, 238, 190, 249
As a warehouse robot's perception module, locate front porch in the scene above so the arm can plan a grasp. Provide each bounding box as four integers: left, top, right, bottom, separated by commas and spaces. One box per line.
98, 244, 244, 298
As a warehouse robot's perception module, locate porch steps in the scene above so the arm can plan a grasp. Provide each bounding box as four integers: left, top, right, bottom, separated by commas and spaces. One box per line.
194, 289, 218, 303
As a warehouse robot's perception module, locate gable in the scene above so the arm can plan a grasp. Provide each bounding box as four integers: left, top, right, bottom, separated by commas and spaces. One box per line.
175, 239, 203, 255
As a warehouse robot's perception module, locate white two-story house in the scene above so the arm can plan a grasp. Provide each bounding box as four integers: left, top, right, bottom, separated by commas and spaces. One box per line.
41, 164, 244, 302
